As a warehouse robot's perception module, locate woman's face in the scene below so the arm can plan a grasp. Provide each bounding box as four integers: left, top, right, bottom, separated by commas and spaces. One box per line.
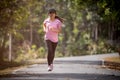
49, 12, 56, 18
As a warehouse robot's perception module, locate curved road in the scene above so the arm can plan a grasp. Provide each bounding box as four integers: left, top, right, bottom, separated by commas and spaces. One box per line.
0, 53, 120, 80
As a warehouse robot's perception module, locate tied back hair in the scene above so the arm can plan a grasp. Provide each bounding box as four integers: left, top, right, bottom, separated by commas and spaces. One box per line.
55, 16, 63, 23
48, 8, 63, 23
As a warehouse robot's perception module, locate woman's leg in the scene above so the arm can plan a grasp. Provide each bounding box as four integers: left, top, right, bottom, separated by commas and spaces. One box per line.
46, 40, 57, 65
50, 41, 57, 64
46, 40, 53, 65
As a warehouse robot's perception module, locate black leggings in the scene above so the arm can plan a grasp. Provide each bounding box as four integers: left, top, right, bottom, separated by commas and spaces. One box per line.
46, 40, 58, 65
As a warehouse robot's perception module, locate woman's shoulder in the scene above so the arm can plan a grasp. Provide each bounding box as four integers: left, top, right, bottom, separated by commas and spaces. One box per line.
55, 19, 61, 23
44, 18, 50, 21
44, 18, 50, 23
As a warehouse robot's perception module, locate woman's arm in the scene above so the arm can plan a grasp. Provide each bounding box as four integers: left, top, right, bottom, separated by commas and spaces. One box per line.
50, 27, 61, 33
50, 26, 61, 33
43, 23, 46, 32
50, 21, 62, 33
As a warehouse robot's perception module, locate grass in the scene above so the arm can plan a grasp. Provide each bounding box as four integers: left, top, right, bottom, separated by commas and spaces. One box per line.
103, 56, 120, 70
0, 66, 26, 75
0, 59, 46, 75
104, 56, 120, 63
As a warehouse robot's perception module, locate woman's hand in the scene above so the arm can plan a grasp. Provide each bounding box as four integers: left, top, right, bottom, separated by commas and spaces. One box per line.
50, 27, 61, 33
43, 24, 46, 32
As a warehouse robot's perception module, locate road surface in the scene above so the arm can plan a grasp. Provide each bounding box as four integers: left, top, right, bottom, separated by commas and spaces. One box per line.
0, 53, 120, 80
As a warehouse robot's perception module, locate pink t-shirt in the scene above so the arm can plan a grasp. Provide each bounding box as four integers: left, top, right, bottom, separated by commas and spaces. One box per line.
43, 18, 62, 42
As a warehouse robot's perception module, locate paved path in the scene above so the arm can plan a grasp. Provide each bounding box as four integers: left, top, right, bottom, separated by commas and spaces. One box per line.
0, 53, 120, 80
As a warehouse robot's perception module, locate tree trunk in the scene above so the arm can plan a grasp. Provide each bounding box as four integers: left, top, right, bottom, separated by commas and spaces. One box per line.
0, 47, 4, 62
9, 34, 12, 62
0, 34, 7, 62
95, 24, 98, 41
111, 19, 114, 42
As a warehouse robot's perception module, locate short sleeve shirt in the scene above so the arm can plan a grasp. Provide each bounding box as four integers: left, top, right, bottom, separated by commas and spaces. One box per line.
43, 18, 62, 42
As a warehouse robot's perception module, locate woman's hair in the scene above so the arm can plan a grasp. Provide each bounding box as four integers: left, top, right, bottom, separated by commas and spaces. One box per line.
48, 8, 63, 23
55, 16, 63, 23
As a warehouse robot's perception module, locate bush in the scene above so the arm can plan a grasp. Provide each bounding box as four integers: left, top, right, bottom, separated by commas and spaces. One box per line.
37, 47, 46, 58
15, 45, 46, 62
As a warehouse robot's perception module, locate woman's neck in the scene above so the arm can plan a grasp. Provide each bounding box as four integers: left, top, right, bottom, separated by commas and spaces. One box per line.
50, 17, 55, 22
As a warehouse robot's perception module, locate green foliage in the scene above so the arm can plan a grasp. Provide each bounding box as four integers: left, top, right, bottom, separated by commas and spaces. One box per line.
37, 47, 46, 58
0, 0, 31, 61
15, 45, 46, 62
0, 0, 120, 62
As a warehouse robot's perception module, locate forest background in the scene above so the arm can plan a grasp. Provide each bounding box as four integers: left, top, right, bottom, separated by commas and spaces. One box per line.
0, 0, 120, 63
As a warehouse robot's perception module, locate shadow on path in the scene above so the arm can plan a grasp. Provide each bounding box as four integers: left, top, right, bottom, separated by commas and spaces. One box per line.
0, 73, 120, 80
54, 60, 102, 65
0, 54, 119, 80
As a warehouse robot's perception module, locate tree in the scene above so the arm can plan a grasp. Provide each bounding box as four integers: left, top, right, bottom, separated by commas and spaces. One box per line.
0, 0, 30, 62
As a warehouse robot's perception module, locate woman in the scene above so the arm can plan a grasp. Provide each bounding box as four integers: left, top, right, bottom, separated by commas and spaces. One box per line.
43, 9, 63, 71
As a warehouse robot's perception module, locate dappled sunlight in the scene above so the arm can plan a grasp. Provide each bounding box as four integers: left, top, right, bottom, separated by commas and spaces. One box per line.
0, 1, 120, 78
